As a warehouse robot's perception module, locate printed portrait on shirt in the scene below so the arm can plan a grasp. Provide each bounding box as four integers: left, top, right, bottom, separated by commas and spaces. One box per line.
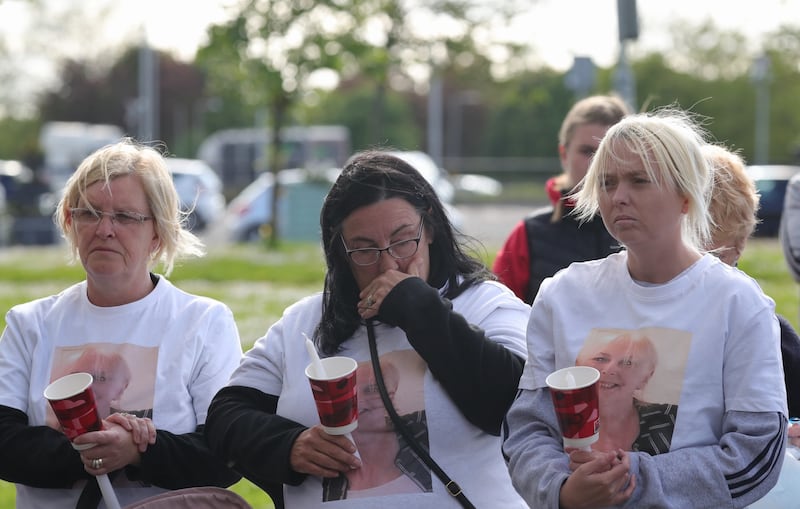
323, 349, 430, 502
47, 343, 159, 431
575, 327, 690, 455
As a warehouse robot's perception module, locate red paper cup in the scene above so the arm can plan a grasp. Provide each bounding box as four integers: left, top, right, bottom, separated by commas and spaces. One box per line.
305, 357, 358, 435
545, 366, 600, 449
44, 372, 101, 450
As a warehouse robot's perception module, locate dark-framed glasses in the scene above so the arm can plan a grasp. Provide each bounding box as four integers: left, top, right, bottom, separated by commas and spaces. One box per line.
342, 219, 425, 266
69, 208, 153, 227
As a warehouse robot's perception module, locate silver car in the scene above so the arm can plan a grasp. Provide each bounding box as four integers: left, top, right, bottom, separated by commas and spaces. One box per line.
167, 158, 226, 232
224, 151, 463, 242
224, 168, 340, 242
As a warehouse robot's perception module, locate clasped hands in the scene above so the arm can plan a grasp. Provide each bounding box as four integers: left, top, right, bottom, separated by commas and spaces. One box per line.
73, 412, 156, 475
789, 420, 800, 448
560, 447, 636, 509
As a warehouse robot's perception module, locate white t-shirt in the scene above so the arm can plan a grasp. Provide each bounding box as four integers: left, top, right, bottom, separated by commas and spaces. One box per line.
0, 276, 243, 509
520, 252, 787, 451
231, 280, 529, 508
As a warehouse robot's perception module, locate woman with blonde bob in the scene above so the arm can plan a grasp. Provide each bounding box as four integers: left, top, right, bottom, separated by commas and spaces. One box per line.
54, 139, 205, 277
0, 139, 242, 508
504, 109, 787, 508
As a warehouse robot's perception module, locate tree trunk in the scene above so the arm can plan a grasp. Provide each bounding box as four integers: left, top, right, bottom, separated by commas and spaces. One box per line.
267, 96, 288, 247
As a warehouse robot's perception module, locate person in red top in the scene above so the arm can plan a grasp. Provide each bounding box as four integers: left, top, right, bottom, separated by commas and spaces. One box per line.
493, 94, 630, 303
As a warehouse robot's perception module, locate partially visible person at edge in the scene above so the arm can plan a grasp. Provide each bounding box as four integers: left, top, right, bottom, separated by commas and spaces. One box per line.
0, 139, 243, 508
703, 143, 800, 440
205, 150, 530, 508
781, 171, 800, 325
502, 109, 787, 508
492, 94, 630, 303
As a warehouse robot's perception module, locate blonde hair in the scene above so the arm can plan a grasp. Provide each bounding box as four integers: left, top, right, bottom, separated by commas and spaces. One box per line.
703, 144, 759, 252
54, 138, 204, 275
551, 95, 631, 222
574, 108, 713, 251
558, 94, 631, 147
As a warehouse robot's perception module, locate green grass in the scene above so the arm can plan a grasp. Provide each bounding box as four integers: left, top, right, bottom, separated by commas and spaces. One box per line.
0, 242, 326, 347
738, 238, 800, 331
0, 237, 797, 505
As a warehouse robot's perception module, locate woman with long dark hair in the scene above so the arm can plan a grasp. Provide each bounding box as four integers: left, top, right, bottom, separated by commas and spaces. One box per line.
206, 150, 529, 508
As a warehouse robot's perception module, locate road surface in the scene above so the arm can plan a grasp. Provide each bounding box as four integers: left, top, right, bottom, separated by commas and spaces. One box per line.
456, 203, 532, 250
203, 203, 535, 251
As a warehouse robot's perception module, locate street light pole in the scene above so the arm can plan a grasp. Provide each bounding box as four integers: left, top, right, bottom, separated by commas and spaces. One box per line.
137, 33, 159, 143
751, 53, 772, 165
428, 68, 444, 168
427, 42, 448, 168
614, 0, 638, 111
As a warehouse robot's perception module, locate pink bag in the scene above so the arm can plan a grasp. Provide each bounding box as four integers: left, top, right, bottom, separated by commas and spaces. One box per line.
122, 487, 253, 508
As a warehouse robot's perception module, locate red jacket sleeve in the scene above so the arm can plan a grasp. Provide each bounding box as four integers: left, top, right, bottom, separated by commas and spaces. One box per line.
492, 220, 530, 301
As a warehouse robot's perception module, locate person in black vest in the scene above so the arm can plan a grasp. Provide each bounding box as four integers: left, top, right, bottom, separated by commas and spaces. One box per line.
493, 94, 630, 303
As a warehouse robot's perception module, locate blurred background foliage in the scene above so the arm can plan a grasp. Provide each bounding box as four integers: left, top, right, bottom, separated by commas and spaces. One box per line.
1, 0, 799, 172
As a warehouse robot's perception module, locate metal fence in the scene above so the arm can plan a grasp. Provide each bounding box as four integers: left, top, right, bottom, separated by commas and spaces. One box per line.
441, 156, 561, 181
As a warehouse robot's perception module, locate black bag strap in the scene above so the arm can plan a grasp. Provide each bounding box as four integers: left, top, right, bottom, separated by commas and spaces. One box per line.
76, 476, 101, 509
366, 320, 476, 509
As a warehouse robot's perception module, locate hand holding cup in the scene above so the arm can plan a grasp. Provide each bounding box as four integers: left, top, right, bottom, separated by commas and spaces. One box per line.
44, 372, 122, 509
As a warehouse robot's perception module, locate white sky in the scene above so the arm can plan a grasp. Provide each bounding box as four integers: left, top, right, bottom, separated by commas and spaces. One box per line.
0, 0, 798, 80
133, 0, 799, 70
516, 0, 798, 70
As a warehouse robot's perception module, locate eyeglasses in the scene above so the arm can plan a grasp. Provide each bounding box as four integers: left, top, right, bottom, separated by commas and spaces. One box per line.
70, 208, 153, 227
342, 219, 425, 266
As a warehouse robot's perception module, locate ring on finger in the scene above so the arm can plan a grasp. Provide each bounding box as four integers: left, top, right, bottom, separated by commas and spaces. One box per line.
366, 295, 375, 307
91, 458, 103, 470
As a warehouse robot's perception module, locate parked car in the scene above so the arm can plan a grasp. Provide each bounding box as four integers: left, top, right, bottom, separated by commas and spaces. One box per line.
224, 168, 340, 242
225, 151, 463, 242
0, 160, 57, 245
166, 158, 226, 232
388, 150, 456, 204
747, 165, 800, 237
0, 159, 33, 207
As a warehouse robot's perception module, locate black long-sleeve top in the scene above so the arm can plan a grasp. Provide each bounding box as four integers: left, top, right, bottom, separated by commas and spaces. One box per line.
0, 405, 239, 490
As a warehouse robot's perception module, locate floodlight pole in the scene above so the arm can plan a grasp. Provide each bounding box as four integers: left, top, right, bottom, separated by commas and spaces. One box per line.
428, 67, 444, 168
751, 53, 772, 165
614, 0, 638, 111
137, 32, 159, 143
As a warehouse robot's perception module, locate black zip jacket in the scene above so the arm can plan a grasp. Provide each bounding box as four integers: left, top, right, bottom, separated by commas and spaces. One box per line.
0, 405, 240, 490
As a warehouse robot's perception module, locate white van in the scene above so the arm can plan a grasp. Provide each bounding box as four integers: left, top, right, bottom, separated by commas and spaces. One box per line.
196, 125, 350, 199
